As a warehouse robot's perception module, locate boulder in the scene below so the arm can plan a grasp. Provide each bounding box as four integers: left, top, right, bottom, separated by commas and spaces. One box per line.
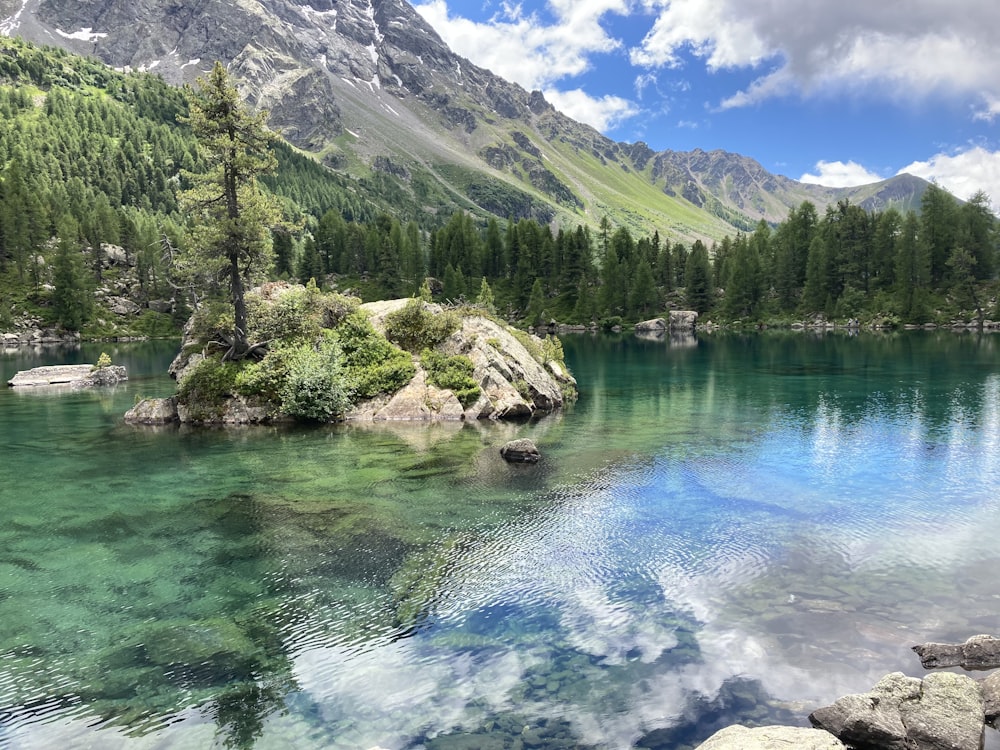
809, 672, 984, 750
176, 394, 272, 425
669, 310, 699, 331
347, 369, 466, 422
148, 299, 174, 314
124, 397, 179, 425
500, 438, 540, 463
439, 315, 568, 418
106, 295, 142, 316
696, 725, 846, 749
900, 672, 985, 750
81, 365, 128, 387
982, 671, 1000, 722
635, 317, 667, 333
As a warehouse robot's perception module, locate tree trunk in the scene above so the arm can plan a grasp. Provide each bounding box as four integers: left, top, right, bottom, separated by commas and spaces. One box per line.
229, 251, 249, 359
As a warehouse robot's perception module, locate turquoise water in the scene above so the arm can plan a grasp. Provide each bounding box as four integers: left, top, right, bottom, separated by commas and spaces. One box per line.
2, 332, 999, 749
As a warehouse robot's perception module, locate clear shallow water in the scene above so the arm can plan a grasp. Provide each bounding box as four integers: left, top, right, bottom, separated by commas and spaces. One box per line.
1, 332, 999, 749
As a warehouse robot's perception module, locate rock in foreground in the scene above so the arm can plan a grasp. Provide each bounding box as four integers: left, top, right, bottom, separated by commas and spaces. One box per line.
809, 671, 985, 750
697, 725, 845, 749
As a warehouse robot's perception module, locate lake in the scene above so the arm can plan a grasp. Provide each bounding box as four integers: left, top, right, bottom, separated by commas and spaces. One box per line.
2, 331, 999, 749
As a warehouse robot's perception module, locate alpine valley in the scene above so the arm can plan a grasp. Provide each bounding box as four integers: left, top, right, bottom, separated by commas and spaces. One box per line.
0, 0, 931, 241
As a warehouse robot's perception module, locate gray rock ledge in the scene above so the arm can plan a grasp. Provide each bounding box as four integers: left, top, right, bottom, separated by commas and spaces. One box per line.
8, 364, 128, 388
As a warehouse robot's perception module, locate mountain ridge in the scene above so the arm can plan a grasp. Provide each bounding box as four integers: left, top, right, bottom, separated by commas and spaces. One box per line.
0, 0, 932, 240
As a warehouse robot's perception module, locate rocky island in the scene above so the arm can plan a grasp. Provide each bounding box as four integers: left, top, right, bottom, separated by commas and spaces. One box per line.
126, 282, 576, 426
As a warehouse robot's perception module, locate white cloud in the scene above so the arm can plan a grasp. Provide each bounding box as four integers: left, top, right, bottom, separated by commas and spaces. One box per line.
543, 88, 639, 131
414, 0, 626, 91
974, 96, 1000, 122
414, 0, 640, 132
800, 160, 885, 188
899, 146, 1000, 211
631, 0, 1000, 111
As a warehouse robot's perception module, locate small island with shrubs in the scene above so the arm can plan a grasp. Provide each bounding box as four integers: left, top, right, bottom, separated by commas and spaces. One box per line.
125, 280, 576, 426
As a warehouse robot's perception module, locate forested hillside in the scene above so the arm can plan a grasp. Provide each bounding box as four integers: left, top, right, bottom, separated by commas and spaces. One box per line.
1, 38, 997, 339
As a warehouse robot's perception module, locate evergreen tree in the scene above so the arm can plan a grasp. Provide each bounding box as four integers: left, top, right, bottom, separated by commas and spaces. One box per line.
628, 259, 658, 320
271, 228, 294, 278
524, 277, 545, 328
297, 236, 323, 286
442, 262, 465, 301
920, 183, 958, 284
724, 231, 762, 318
571, 276, 594, 324
871, 208, 902, 292
957, 191, 995, 280
801, 234, 828, 313
51, 216, 91, 330
475, 276, 496, 313
684, 241, 712, 314
180, 61, 281, 359
894, 211, 930, 321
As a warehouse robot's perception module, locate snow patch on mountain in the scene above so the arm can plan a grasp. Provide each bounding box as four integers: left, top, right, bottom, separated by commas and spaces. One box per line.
0, 0, 31, 35
56, 27, 107, 42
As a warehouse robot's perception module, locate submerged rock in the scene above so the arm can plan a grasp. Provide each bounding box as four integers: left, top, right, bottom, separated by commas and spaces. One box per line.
8, 364, 127, 388
500, 438, 540, 463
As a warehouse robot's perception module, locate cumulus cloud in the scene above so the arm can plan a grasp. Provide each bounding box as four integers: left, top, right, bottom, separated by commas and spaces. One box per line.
631, 0, 1000, 111
414, 0, 640, 132
800, 160, 885, 188
899, 146, 1000, 211
414, 0, 626, 91
543, 88, 640, 131
798, 149, 1000, 212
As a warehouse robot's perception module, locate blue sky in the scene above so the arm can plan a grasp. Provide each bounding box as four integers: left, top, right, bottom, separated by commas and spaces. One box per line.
413, 0, 1000, 209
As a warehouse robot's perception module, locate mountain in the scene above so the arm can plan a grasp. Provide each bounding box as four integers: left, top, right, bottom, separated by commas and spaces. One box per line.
0, 0, 931, 240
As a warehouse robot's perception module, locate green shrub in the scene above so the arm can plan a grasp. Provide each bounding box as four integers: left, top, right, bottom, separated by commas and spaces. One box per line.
132, 309, 177, 338
246, 286, 318, 343
279, 339, 350, 421
245, 284, 359, 343
186, 300, 234, 346
95, 352, 112, 369
541, 334, 565, 364
510, 328, 543, 363
234, 346, 292, 404
177, 357, 243, 419
421, 348, 480, 407
600, 315, 623, 332
336, 311, 415, 399
383, 298, 460, 353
